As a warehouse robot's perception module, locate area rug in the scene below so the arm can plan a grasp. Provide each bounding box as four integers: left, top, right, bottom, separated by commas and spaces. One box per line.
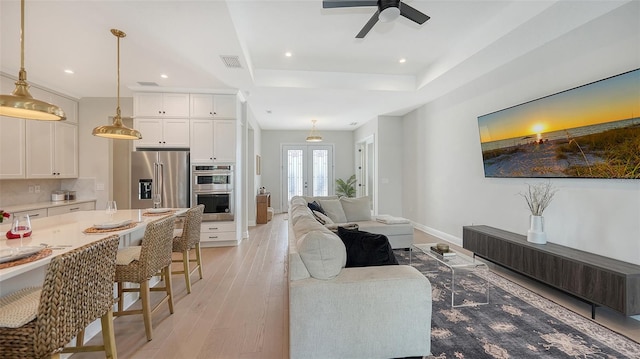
394, 249, 640, 359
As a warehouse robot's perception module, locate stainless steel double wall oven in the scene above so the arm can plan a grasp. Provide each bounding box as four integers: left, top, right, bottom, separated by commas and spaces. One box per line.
191, 165, 234, 221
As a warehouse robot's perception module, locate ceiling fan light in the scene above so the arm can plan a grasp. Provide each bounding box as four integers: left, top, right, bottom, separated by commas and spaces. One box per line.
379, 7, 400, 22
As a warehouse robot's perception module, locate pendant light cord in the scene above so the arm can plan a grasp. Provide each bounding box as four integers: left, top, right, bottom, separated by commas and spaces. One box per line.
116, 31, 121, 118
18, 0, 26, 81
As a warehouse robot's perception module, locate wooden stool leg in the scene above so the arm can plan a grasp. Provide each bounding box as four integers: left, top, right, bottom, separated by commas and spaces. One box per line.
117, 282, 124, 312
165, 266, 175, 314
182, 249, 191, 294
140, 280, 153, 341
100, 309, 118, 359
195, 243, 203, 279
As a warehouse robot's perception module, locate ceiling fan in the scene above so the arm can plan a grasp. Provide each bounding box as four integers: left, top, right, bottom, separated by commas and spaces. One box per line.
323, 0, 430, 38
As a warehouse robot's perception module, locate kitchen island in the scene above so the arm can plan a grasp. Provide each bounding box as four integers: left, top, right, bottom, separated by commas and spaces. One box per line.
0, 208, 186, 296
1, 208, 187, 345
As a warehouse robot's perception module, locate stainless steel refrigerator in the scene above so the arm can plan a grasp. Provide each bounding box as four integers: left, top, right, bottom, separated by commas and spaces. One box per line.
130, 151, 189, 209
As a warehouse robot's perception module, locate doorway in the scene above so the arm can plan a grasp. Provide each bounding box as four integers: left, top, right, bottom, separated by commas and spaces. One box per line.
356, 135, 374, 211
281, 144, 334, 210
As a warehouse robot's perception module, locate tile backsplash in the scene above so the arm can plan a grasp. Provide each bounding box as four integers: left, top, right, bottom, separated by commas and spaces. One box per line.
0, 178, 96, 207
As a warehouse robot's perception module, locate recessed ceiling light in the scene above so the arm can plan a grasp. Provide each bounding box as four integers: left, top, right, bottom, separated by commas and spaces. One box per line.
399, 58, 406, 64
160, 74, 168, 79
285, 52, 292, 57
64, 69, 74, 74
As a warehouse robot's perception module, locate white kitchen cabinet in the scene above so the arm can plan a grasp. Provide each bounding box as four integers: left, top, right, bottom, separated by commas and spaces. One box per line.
213, 120, 236, 162
25, 121, 78, 178
134, 118, 190, 149
189, 119, 214, 162
200, 221, 237, 246
189, 119, 236, 163
47, 201, 95, 216
0, 116, 25, 179
134, 93, 190, 118
190, 94, 236, 119
10, 208, 47, 221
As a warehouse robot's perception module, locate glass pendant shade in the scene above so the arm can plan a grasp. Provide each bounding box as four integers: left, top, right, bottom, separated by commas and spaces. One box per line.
0, 0, 66, 121
306, 120, 323, 142
92, 29, 141, 140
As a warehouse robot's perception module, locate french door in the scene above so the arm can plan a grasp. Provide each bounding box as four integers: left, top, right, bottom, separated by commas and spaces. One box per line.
282, 144, 334, 210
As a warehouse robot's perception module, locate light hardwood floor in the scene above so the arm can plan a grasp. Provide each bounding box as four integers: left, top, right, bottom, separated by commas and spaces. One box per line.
73, 214, 638, 358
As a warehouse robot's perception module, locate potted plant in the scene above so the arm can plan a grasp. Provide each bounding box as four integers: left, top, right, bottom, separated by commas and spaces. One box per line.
335, 174, 356, 198
520, 182, 557, 244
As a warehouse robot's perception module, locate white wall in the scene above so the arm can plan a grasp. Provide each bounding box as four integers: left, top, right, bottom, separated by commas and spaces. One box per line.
261, 130, 354, 212
402, 2, 640, 264
353, 116, 405, 216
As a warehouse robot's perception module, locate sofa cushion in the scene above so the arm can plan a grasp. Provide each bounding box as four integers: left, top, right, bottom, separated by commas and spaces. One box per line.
319, 199, 348, 223
340, 196, 372, 222
293, 214, 328, 239
337, 227, 398, 268
297, 230, 346, 280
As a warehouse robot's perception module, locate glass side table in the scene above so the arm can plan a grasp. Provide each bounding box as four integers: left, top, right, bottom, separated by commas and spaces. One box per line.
410, 243, 489, 307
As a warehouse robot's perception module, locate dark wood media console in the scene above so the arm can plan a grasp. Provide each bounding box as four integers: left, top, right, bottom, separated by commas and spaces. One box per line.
463, 225, 640, 318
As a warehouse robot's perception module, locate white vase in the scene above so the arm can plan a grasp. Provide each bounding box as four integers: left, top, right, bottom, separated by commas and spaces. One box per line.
527, 215, 547, 244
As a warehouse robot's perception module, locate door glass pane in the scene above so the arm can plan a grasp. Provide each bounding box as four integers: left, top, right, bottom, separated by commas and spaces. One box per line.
312, 149, 328, 196
287, 149, 304, 202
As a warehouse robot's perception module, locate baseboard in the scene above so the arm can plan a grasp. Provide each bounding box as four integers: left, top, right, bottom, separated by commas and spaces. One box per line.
412, 223, 462, 247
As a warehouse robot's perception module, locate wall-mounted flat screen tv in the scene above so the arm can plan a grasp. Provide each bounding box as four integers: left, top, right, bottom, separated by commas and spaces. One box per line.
478, 68, 640, 179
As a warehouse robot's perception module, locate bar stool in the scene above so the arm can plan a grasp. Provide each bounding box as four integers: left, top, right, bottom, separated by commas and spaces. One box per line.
0, 235, 121, 359
172, 204, 205, 294
113, 215, 176, 341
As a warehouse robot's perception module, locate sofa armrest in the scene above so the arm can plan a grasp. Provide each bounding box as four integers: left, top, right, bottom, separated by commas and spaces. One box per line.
289, 265, 432, 359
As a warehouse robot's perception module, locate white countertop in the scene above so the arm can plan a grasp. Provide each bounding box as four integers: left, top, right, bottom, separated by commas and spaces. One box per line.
2, 199, 97, 214
0, 208, 186, 283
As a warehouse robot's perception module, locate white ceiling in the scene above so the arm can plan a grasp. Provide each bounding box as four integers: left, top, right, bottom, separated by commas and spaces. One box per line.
0, 0, 631, 130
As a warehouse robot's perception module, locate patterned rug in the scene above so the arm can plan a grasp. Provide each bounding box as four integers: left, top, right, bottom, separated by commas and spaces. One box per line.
394, 249, 640, 359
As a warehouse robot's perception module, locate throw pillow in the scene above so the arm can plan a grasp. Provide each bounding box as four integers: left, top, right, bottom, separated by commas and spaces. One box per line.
312, 210, 334, 225
318, 199, 348, 223
307, 201, 326, 215
340, 196, 372, 222
297, 230, 347, 280
336, 227, 398, 268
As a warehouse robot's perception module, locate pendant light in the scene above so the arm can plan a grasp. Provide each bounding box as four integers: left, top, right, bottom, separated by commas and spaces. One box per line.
0, 0, 66, 121
306, 120, 323, 142
92, 29, 142, 140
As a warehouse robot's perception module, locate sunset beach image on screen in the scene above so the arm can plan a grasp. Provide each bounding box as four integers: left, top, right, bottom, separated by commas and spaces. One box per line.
477, 68, 640, 179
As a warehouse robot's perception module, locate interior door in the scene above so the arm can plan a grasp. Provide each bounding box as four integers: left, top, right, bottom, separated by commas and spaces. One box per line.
282, 144, 333, 210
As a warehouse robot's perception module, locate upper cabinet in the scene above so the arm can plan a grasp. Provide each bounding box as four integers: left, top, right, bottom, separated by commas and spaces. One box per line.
134, 118, 190, 149
0, 75, 79, 179
190, 94, 236, 119
0, 116, 26, 179
190, 119, 236, 163
134, 92, 190, 118
25, 121, 78, 179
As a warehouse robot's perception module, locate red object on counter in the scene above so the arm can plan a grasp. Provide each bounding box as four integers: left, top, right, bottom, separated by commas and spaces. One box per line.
6, 227, 32, 239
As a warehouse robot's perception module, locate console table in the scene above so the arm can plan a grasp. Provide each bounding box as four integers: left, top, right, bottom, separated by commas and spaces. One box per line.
463, 225, 640, 318
256, 192, 271, 224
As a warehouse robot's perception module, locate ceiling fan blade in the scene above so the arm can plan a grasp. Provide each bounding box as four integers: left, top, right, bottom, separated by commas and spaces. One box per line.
323, 0, 378, 9
356, 10, 379, 38
399, 3, 430, 24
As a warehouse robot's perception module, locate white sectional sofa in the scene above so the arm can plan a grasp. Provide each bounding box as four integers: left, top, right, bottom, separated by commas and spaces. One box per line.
288, 196, 432, 359
300, 195, 414, 249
